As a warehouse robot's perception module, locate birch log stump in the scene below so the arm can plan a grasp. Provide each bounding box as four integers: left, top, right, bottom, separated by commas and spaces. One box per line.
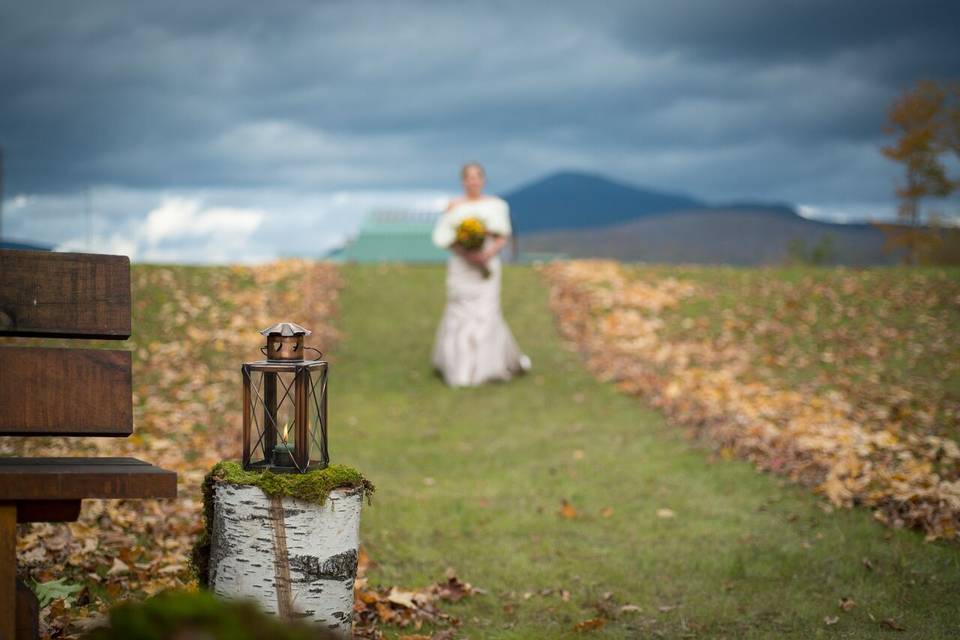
209, 483, 363, 637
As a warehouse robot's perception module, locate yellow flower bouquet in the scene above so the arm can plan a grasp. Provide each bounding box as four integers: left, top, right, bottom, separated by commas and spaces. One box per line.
455, 217, 487, 251
455, 217, 490, 277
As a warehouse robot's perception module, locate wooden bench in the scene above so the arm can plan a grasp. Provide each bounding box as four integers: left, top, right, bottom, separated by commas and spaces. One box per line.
0, 249, 177, 639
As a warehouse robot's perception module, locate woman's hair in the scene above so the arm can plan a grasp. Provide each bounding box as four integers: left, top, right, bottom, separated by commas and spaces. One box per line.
460, 162, 485, 178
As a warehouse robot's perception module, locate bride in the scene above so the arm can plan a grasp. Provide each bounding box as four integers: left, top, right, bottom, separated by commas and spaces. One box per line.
431, 162, 531, 387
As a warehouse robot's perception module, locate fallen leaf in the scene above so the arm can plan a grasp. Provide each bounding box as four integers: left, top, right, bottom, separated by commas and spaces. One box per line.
106, 558, 129, 577
559, 499, 578, 520
824, 616, 839, 625
839, 597, 856, 611
656, 508, 676, 519
882, 618, 906, 631
573, 618, 606, 632
620, 604, 642, 613
387, 587, 418, 609
600, 507, 614, 518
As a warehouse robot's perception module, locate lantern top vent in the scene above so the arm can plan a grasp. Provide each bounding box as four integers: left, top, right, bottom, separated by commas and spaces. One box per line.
259, 322, 312, 338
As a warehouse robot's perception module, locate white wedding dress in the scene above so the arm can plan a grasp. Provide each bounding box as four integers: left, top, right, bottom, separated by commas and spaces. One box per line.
431, 197, 529, 387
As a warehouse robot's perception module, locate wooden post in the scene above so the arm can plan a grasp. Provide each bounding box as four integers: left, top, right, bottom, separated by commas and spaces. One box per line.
0, 503, 16, 640
15, 580, 38, 640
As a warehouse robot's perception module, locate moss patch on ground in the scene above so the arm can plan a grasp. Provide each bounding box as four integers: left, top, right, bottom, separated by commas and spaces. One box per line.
82, 589, 336, 640
192, 461, 374, 586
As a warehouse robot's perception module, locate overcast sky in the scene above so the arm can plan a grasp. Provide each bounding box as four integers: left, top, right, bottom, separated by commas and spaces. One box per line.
2, 0, 958, 261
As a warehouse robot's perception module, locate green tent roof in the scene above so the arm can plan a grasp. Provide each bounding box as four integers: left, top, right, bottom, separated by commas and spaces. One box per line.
335, 212, 448, 263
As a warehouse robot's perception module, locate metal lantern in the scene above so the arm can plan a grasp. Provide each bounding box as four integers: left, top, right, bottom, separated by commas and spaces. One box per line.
241, 322, 329, 473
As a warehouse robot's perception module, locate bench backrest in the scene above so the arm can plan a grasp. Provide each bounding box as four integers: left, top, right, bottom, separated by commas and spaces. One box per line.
0, 250, 132, 437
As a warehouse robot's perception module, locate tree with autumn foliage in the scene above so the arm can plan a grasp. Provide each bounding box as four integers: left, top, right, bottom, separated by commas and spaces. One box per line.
880, 79, 960, 264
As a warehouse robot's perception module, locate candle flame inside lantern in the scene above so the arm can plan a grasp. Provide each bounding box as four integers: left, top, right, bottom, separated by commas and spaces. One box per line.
282, 422, 290, 442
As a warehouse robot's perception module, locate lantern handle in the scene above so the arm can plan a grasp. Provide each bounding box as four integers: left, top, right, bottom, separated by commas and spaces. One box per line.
305, 346, 324, 359
260, 346, 268, 357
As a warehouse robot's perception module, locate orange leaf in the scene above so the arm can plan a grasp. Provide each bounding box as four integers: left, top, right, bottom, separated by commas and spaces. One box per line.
573, 618, 606, 632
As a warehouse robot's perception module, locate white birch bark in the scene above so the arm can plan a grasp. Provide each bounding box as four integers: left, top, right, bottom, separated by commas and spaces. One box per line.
209, 483, 362, 638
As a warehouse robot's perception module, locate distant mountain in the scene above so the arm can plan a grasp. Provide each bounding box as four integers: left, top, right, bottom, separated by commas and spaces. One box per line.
519, 208, 896, 266
503, 171, 705, 233
501, 170, 895, 265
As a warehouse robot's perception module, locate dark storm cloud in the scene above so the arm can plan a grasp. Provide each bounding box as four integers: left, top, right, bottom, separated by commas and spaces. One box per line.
1, 0, 958, 203
616, 0, 960, 69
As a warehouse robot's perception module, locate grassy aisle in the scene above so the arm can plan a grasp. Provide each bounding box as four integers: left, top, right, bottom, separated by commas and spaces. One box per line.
332, 264, 959, 639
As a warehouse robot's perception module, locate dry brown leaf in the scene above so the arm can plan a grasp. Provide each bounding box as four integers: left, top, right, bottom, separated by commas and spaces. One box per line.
882, 618, 906, 631
573, 618, 606, 632
559, 499, 578, 520
387, 588, 419, 609
106, 558, 129, 577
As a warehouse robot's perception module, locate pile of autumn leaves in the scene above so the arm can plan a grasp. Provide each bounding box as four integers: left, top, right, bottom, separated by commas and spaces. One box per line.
353, 549, 481, 640
542, 260, 960, 541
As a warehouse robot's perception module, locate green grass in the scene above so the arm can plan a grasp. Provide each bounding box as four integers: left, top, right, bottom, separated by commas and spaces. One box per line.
332, 264, 960, 639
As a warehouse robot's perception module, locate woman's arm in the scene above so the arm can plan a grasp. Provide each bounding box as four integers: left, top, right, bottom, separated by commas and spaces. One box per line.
450, 234, 506, 266
480, 234, 508, 262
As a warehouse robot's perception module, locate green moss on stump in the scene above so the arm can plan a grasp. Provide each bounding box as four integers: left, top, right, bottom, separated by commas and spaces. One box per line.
192, 461, 374, 587
209, 460, 375, 505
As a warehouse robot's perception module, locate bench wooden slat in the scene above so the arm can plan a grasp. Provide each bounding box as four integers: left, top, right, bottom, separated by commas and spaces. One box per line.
2, 457, 152, 466
0, 457, 177, 500
0, 346, 132, 436
0, 249, 132, 339
14, 500, 82, 523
